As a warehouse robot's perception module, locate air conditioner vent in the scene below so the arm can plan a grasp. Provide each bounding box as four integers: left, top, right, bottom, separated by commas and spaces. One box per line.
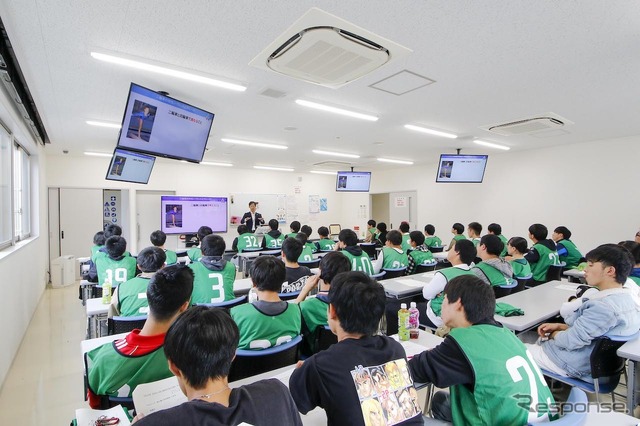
480, 113, 573, 137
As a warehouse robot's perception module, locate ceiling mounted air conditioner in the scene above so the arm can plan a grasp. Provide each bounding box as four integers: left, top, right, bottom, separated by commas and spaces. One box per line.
480, 113, 573, 136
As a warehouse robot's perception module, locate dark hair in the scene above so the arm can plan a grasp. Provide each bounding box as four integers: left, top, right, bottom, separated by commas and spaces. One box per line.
329, 271, 385, 335
367, 220, 376, 227
201, 234, 226, 256
468, 222, 482, 235
480, 234, 503, 256
295, 232, 308, 245
409, 230, 425, 246
399, 221, 410, 233
454, 239, 477, 265
105, 235, 127, 258
197, 226, 213, 242
250, 256, 286, 291
338, 229, 358, 247
452, 223, 464, 235
164, 306, 238, 388
93, 231, 105, 246
237, 224, 249, 235
554, 226, 572, 240
487, 223, 502, 235
248, 201, 257, 207
150, 230, 167, 247
444, 275, 495, 324
290, 221, 301, 233
319, 252, 351, 285
137, 246, 166, 272
147, 264, 194, 321
282, 236, 303, 261
301, 225, 313, 238
508, 237, 528, 254
528, 224, 548, 241
269, 219, 279, 230
618, 241, 640, 264
318, 226, 329, 237
103, 224, 122, 239
424, 224, 435, 236
376, 222, 387, 232
585, 244, 634, 284
386, 230, 403, 246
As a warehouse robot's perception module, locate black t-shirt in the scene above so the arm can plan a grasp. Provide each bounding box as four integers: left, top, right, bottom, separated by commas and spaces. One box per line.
289, 335, 423, 426
282, 266, 313, 293
135, 379, 302, 426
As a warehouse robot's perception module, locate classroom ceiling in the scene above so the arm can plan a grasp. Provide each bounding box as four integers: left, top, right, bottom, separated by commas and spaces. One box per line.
1, 1, 640, 172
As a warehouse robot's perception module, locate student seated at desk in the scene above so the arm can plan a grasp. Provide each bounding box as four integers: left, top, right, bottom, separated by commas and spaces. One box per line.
552, 226, 583, 269
86, 265, 193, 408
91, 231, 106, 259
150, 230, 177, 265
95, 235, 138, 287
336, 229, 374, 275
423, 224, 442, 249
446, 222, 466, 251
280, 237, 313, 293
231, 225, 261, 253
289, 271, 423, 426
316, 226, 336, 251
373, 222, 388, 247
189, 234, 237, 304
467, 221, 482, 247
230, 256, 301, 350
364, 219, 376, 243
487, 222, 508, 257
525, 223, 560, 286
399, 221, 412, 252
261, 218, 284, 249
286, 220, 302, 239
300, 225, 318, 255
187, 226, 213, 262
88, 224, 130, 282
527, 244, 640, 380
471, 234, 513, 287
506, 236, 532, 278
133, 307, 303, 426
625, 241, 640, 285
409, 275, 556, 424
295, 233, 315, 262
112, 247, 165, 317
372, 230, 408, 273
405, 230, 435, 275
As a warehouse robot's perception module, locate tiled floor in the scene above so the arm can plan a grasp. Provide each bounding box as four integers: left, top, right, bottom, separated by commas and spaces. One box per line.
0, 283, 86, 425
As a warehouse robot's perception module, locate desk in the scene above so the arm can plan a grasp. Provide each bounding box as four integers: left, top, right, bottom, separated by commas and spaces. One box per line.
432, 252, 447, 261
494, 280, 579, 333
617, 336, 640, 413
382, 272, 436, 299
563, 268, 586, 283
86, 297, 109, 339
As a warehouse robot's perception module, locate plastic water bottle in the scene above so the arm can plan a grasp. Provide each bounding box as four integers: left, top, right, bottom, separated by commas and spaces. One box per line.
398, 303, 410, 341
408, 302, 420, 339
102, 277, 112, 304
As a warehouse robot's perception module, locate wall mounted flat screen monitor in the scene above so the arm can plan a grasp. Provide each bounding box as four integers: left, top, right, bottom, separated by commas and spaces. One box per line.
116, 83, 215, 163
105, 148, 156, 184
336, 171, 372, 192
161, 195, 228, 234
436, 154, 488, 183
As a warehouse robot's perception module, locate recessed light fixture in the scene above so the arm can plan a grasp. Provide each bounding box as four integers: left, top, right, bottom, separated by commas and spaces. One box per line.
377, 157, 414, 165
312, 149, 360, 159
404, 124, 457, 139
310, 170, 337, 175
473, 140, 510, 150
201, 161, 233, 167
90, 52, 247, 92
86, 120, 121, 129
221, 138, 288, 150
295, 99, 378, 122
253, 166, 294, 172
84, 151, 112, 158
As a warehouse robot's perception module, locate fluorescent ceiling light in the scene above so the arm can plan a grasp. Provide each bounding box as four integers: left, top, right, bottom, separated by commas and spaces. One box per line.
404, 124, 457, 139
201, 161, 233, 167
84, 151, 112, 158
377, 157, 414, 165
312, 149, 360, 159
86, 120, 121, 129
474, 140, 510, 150
254, 166, 294, 172
221, 138, 287, 150
310, 170, 337, 175
90, 51, 246, 92
295, 99, 378, 122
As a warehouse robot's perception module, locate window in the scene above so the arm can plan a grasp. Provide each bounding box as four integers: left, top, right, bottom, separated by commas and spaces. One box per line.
13, 142, 30, 240
0, 125, 11, 249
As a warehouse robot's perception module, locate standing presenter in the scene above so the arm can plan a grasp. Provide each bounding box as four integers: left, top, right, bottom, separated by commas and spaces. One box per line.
241, 201, 265, 232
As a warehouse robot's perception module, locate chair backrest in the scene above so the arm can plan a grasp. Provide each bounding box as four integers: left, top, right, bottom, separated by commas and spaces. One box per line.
429, 246, 444, 253
370, 271, 386, 280
278, 290, 301, 301
590, 336, 627, 381
315, 325, 338, 353
550, 387, 588, 425
228, 335, 302, 381
195, 295, 247, 309
222, 251, 236, 262
107, 315, 147, 335
107, 395, 135, 411
298, 259, 320, 268
546, 264, 564, 282
359, 243, 377, 260
381, 267, 407, 280
415, 263, 437, 274
513, 274, 532, 293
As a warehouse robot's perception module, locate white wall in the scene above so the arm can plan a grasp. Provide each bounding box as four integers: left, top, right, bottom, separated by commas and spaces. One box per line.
371, 135, 640, 254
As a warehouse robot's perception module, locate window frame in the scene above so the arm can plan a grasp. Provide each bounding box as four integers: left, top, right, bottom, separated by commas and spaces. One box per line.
13, 140, 31, 241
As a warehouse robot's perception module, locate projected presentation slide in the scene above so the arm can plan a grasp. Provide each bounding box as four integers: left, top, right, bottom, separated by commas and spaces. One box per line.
436, 155, 488, 183
105, 148, 155, 184
160, 196, 228, 234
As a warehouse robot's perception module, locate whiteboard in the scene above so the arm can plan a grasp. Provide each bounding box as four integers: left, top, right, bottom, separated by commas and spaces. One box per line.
229, 193, 287, 226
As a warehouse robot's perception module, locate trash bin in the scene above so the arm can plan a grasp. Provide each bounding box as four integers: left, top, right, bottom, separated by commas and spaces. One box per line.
51, 255, 76, 287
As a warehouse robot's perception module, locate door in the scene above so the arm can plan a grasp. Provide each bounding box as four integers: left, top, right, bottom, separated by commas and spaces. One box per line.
136, 190, 176, 251
58, 188, 103, 258
389, 191, 417, 230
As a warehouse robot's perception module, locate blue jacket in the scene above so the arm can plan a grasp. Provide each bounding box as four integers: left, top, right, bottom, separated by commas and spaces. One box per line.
542, 287, 640, 378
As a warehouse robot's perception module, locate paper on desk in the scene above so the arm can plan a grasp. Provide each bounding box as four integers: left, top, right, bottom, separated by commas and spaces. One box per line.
555, 284, 579, 292
132, 376, 187, 415
400, 341, 427, 358
75, 405, 131, 426
393, 279, 426, 288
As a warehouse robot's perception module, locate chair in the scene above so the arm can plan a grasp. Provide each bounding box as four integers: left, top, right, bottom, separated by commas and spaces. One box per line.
493, 278, 518, 298
512, 274, 532, 293
546, 263, 566, 282
315, 325, 338, 352
370, 271, 386, 280
415, 260, 438, 274
196, 295, 247, 309
222, 250, 237, 262
548, 387, 588, 425
107, 395, 135, 411
429, 246, 444, 253
228, 335, 302, 381
299, 259, 320, 268
278, 290, 301, 301
381, 267, 407, 280
107, 315, 147, 335
359, 243, 377, 260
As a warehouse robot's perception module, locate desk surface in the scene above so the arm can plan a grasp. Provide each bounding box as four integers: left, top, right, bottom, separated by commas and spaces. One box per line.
617, 335, 640, 361
382, 272, 436, 298
495, 280, 579, 332
432, 252, 447, 261
563, 268, 585, 278
86, 297, 110, 316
